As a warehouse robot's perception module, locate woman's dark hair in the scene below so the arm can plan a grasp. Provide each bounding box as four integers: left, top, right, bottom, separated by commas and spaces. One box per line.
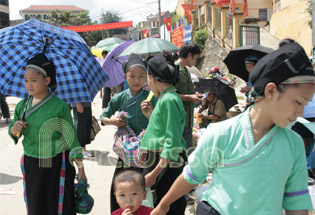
162, 50, 175, 67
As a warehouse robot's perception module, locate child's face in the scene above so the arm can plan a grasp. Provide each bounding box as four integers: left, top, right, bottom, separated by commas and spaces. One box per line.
269, 83, 315, 128
206, 93, 215, 102
125, 68, 146, 93
245, 63, 255, 73
24, 69, 50, 98
114, 181, 147, 213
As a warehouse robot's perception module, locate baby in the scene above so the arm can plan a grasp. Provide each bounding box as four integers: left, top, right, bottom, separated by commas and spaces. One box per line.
112, 170, 153, 215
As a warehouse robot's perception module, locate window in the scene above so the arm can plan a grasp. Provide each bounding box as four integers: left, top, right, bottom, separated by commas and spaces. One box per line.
259, 9, 268, 21
25, 15, 30, 20
0, 12, 9, 28
0, 0, 9, 7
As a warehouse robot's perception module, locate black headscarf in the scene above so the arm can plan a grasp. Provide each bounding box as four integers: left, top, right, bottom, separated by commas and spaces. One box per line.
249, 42, 315, 98
26, 53, 57, 90
147, 53, 179, 85
122, 53, 147, 73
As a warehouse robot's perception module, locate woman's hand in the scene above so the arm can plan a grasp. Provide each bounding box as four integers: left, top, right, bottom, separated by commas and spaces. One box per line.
76, 103, 84, 113
145, 172, 157, 187
11, 120, 28, 137
111, 116, 126, 128
77, 167, 87, 183
240, 86, 252, 93
141, 100, 153, 119
150, 204, 170, 215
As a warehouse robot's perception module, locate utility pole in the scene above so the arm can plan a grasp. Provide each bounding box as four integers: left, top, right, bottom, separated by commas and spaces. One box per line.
158, 0, 161, 36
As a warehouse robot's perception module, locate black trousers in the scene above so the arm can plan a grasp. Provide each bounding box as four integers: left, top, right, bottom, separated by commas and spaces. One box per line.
72, 106, 92, 148
144, 152, 187, 215
102, 87, 111, 108
0, 93, 10, 119
23, 151, 76, 215
196, 201, 220, 215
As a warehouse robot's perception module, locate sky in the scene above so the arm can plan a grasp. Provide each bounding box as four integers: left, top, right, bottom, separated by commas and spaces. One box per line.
10, 0, 178, 26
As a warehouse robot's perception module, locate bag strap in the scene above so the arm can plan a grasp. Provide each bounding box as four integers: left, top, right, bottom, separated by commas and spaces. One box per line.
119, 90, 144, 111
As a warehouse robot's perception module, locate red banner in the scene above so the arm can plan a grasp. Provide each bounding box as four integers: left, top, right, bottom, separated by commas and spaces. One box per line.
60, 21, 133, 32
232, 0, 236, 13
182, 4, 192, 22
215, 0, 229, 3
142, 29, 148, 38
171, 26, 183, 48
163, 17, 172, 31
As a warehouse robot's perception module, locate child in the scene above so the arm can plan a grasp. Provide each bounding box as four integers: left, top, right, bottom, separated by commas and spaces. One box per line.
151, 42, 315, 215
100, 53, 157, 213
140, 52, 187, 215
9, 53, 87, 215
112, 169, 153, 215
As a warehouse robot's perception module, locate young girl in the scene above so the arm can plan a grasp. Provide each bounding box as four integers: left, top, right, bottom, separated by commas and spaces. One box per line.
151, 43, 315, 215
9, 53, 87, 215
140, 52, 187, 215
100, 53, 157, 213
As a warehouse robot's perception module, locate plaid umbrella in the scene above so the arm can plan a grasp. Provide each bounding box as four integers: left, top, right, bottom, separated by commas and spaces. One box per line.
102, 40, 135, 88
0, 19, 108, 103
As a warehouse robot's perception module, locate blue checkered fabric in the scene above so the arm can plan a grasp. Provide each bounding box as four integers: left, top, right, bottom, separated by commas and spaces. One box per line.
0, 19, 108, 103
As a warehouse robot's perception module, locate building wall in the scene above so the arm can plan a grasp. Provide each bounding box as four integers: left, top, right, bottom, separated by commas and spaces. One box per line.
248, 0, 273, 21
0, 0, 9, 28
270, 0, 312, 54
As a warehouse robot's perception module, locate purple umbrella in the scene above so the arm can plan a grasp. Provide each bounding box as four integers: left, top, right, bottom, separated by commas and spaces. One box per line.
102, 40, 135, 88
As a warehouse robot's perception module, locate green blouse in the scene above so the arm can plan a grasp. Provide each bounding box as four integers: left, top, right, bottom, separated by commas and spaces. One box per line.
9, 94, 83, 160
141, 87, 186, 161
100, 89, 157, 136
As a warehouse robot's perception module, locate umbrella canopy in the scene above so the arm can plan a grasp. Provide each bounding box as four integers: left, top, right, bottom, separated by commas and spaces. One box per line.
91, 44, 119, 58
102, 40, 135, 88
0, 19, 108, 103
199, 78, 238, 111
119, 37, 179, 57
304, 93, 315, 118
95, 37, 124, 48
223, 45, 274, 81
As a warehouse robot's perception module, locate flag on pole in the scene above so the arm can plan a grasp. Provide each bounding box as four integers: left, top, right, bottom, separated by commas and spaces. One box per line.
163, 16, 172, 31
243, 0, 248, 18
232, 0, 236, 13
182, 4, 193, 22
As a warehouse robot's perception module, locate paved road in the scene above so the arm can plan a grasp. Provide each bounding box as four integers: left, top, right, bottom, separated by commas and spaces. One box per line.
0, 93, 194, 215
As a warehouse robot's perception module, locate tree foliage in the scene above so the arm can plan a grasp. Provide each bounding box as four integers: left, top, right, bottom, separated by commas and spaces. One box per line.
306, 0, 312, 16
193, 29, 208, 51
49, 10, 102, 47
100, 9, 126, 36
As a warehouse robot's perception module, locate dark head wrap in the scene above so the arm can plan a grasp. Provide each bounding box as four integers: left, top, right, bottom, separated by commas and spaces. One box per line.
122, 53, 147, 73
26, 53, 57, 90
147, 53, 179, 85
245, 55, 258, 65
249, 42, 315, 98
292, 122, 314, 139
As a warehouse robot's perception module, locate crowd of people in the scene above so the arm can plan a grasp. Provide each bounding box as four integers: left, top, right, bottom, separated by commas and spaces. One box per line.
6, 40, 315, 215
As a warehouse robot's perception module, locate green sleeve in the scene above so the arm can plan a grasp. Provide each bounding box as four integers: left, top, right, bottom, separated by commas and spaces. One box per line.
100, 94, 120, 123
283, 138, 313, 210
60, 102, 83, 160
160, 100, 185, 161
183, 128, 223, 184
8, 99, 25, 144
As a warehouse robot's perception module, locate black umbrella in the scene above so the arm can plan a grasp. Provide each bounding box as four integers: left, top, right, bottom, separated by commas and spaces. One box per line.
223, 45, 274, 81
199, 78, 238, 111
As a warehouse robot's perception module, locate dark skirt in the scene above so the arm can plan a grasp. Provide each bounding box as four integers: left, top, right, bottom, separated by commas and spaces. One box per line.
143, 152, 187, 215
21, 151, 76, 215
196, 201, 220, 215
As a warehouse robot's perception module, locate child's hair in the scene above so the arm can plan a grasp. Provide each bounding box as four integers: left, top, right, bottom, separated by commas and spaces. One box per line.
179, 42, 201, 58
102, 50, 108, 55
113, 169, 145, 192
